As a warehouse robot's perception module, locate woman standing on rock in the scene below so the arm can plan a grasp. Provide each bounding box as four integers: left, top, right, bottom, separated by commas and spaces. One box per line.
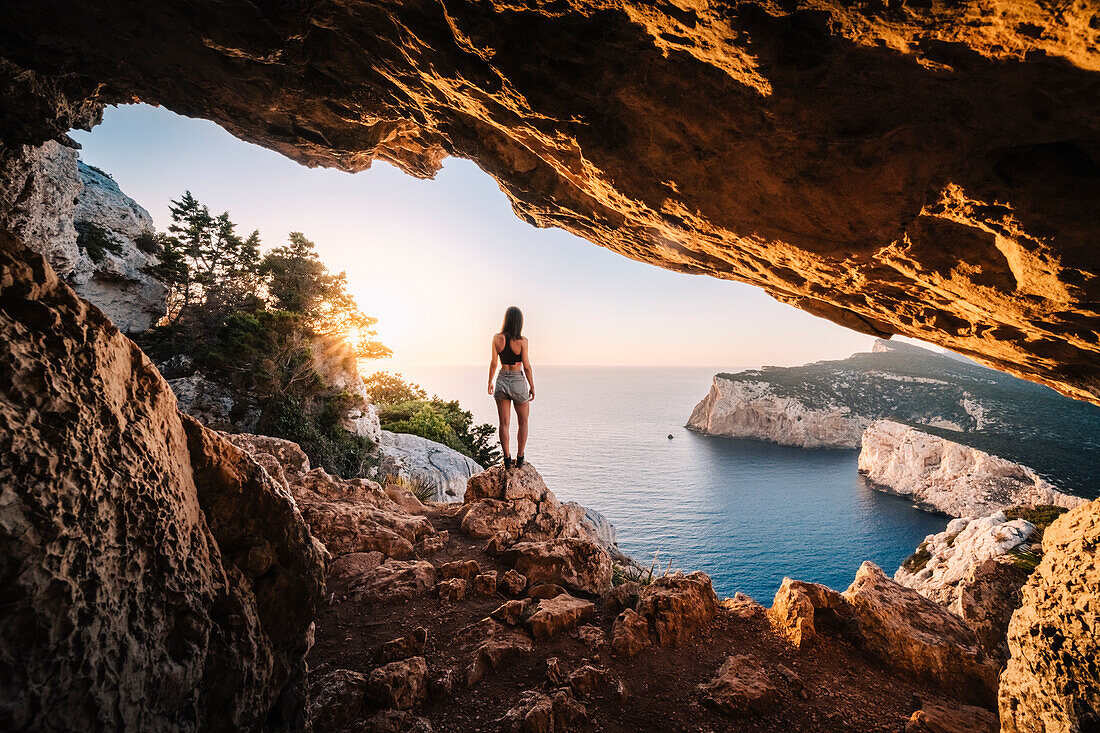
488, 306, 534, 469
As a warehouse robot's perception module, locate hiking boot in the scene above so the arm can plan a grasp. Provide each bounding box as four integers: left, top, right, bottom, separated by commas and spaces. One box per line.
516, 455, 525, 468
503, 455, 512, 469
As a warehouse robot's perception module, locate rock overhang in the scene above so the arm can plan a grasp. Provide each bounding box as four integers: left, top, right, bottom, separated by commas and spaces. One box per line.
1, 0, 1098, 401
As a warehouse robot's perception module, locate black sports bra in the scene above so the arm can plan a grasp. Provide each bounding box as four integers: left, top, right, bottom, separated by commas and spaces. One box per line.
498, 336, 522, 365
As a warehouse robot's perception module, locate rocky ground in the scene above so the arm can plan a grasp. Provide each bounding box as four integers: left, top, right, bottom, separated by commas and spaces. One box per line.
230, 435, 1002, 732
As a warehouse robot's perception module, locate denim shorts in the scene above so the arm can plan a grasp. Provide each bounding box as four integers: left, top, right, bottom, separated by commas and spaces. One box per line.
495, 371, 530, 403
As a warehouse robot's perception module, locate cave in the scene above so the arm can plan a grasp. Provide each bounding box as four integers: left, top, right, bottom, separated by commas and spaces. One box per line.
1, 1, 1098, 731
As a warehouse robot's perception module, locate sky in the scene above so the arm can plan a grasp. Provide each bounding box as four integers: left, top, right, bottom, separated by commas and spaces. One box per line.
71, 104, 891, 367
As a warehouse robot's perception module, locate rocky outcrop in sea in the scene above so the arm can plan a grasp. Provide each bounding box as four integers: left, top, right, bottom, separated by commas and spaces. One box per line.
688, 340, 1100, 497
859, 420, 1086, 517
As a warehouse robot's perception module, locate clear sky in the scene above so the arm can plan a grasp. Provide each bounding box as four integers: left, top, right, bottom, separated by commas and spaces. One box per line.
72, 104, 887, 367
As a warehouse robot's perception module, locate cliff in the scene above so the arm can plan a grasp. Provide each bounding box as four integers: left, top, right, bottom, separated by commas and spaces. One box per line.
0, 231, 323, 729
688, 340, 1100, 496
859, 420, 1086, 517
0, 140, 166, 332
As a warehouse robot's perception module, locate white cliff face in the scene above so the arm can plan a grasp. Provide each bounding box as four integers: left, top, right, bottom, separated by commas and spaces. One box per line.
686, 376, 868, 448
0, 140, 83, 275
894, 513, 1035, 607
70, 162, 168, 332
859, 420, 1086, 517
0, 141, 167, 332
377, 430, 482, 502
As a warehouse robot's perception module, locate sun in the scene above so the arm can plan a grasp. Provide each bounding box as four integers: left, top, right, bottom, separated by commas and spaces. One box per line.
344, 326, 363, 350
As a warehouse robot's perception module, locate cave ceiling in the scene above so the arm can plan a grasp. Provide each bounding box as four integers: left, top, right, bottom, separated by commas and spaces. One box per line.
1, 0, 1098, 401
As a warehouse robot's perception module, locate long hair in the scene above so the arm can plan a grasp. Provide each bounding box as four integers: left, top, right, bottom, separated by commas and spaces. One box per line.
500, 306, 523, 341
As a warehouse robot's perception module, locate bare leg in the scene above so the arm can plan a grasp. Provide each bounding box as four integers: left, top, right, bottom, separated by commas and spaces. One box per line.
496, 397, 512, 459
515, 399, 530, 458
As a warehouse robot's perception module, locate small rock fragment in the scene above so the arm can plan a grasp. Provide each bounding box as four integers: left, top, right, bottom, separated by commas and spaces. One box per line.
501, 569, 528, 595
367, 656, 429, 710
440, 559, 480, 581
491, 599, 532, 626
527, 594, 596, 640
610, 608, 652, 657
377, 626, 429, 664
473, 570, 498, 595
527, 583, 566, 599
698, 654, 780, 715
438, 578, 466, 602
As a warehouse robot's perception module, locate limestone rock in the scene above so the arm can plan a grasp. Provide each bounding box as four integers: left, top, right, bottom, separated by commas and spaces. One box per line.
310, 669, 370, 732
367, 656, 429, 710
0, 233, 323, 729
634, 571, 719, 647
610, 609, 653, 658
0, 140, 81, 275
768, 578, 850, 649
566, 665, 610, 698
377, 627, 429, 665
905, 700, 998, 733
894, 512, 1037, 606
602, 581, 643, 616
527, 584, 567, 600
698, 655, 781, 715
687, 375, 868, 448
491, 599, 533, 626
842, 562, 999, 706
497, 689, 586, 733
69, 161, 167, 332
168, 371, 262, 434
379, 429, 482, 502
362, 710, 434, 733
466, 635, 534, 688
859, 420, 1085, 517
954, 558, 1030, 663
999, 498, 1100, 732
440, 559, 481, 581
473, 571, 498, 596
330, 556, 437, 604
527, 594, 595, 640
499, 538, 613, 595
437, 578, 466, 603
501, 569, 528, 596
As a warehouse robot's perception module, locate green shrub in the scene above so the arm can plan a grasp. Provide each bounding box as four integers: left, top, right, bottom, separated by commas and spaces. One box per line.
379, 397, 500, 466
1004, 505, 1069, 541
364, 371, 427, 405
133, 230, 162, 255
902, 542, 932, 574
77, 222, 123, 263
384, 473, 436, 504
263, 395, 374, 478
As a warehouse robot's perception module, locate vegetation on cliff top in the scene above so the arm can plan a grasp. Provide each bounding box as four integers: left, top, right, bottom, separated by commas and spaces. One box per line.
137, 192, 389, 476
365, 371, 501, 467
717, 341, 1100, 497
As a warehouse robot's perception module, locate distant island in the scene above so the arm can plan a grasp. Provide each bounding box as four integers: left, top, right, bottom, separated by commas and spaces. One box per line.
687, 339, 1100, 498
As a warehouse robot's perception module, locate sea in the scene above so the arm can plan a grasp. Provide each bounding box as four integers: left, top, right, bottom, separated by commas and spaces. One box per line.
383, 364, 949, 602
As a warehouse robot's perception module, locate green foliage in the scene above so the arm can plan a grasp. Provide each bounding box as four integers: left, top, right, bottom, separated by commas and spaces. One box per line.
137, 191, 389, 478
263, 395, 374, 478
133, 230, 162, 255
384, 473, 436, 504
364, 371, 428, 405
84, 164, 112, 179
1004, 505, 1069, 540
1007, 546, 1043, 573
379, 395, 501, 466
902, 542, 932, 574
77, 222, 123, 263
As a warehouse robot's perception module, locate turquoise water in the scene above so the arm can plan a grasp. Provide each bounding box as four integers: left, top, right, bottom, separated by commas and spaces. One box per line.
384, 364, 948, 601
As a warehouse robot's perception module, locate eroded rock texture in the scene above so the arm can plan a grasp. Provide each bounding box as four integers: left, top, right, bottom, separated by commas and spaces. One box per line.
0, 232, 324, 730
2, 1, 1099, 402
1000, 498, 1100, 732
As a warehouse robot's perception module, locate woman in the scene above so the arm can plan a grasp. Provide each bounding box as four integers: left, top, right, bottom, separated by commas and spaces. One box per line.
488, 306, 534, 468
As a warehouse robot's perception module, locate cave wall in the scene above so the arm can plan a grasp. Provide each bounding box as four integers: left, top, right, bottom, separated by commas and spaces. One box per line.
0, 230, 324, 730
1, 0, 1098, 403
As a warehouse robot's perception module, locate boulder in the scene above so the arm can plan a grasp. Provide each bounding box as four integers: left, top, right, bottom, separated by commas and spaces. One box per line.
499, 538, 613, 595
527, 594, 596, 640
842, 562, 999, 706
330, 556, 437, 604
768, 578, 851, 649
473, 571, 499, 596
953, 558, 1030, 663
497, 689, 586, 733
0, 234, 323, 729
440, 560, 481, 581
601, 581, 643, 616
467, 635, 534, 688
634, 571, 719, 647
310, 669, 370, 732
491, 599, 533, 626
379, 429, 482, 502
438, 578, 466, 603
1000, 498, 1100, 732
905, 700, 998, 733
698, 655, 781, 715
528, 583, 567, 599
362, 710, 434, 733
566, 665, 611, 698
367, 657, 429, 710
377, 627, 429, 664
501, 569, 528, 595
610, 609, 653, 657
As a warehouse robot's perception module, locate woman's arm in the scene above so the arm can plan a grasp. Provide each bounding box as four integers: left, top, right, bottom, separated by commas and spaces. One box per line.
488, 335, 499, 395
521, 339, 535, 400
